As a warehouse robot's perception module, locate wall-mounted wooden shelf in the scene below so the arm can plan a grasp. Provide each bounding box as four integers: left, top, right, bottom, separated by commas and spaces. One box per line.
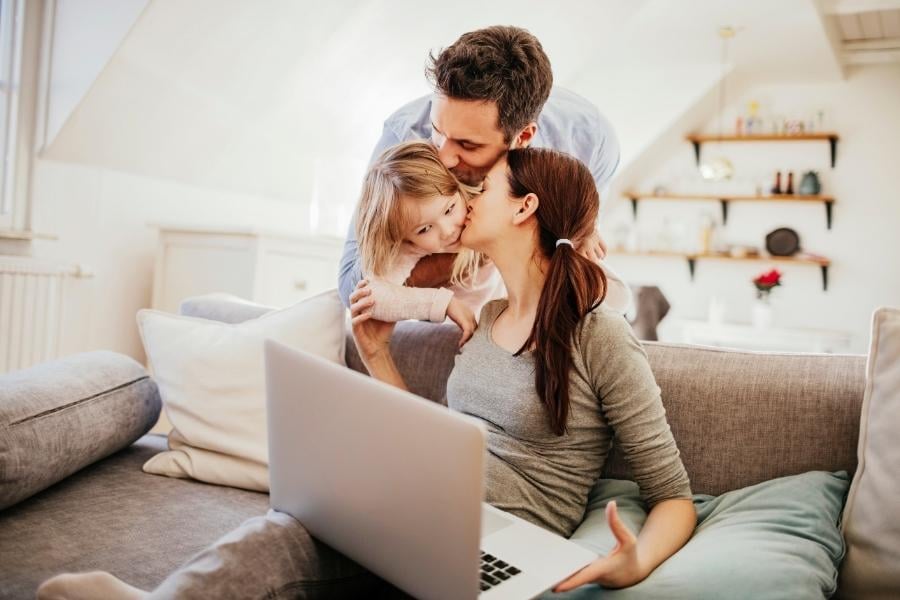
624, 192, 836, 229
686, 132, 840, 168
609, 249, 831, 291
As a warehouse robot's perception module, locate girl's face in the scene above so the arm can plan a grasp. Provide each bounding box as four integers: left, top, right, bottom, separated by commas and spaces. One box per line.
460, 158, 515, 253
403, 191, 466, 254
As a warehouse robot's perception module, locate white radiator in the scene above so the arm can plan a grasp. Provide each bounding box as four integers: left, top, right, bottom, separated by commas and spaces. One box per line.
0, 257, 80, 374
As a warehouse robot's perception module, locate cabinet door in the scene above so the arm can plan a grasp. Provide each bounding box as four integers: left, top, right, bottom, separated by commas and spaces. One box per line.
156, 242, 255, 312
258, 250, 338, 307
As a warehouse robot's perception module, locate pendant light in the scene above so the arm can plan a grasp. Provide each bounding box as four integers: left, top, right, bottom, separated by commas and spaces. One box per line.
699, 26, 736, 181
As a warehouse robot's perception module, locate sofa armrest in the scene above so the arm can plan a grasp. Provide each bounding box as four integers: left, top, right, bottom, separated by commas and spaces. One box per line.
0, 351, 161, 510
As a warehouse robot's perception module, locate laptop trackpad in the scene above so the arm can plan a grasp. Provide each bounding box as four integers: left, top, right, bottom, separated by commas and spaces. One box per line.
481, 507, 514, 538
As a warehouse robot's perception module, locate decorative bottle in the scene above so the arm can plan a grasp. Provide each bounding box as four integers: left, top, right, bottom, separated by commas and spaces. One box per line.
770, 171, 782, 195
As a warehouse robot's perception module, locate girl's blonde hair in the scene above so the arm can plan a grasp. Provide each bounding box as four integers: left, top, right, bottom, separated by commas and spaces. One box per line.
356, 140, 481, 286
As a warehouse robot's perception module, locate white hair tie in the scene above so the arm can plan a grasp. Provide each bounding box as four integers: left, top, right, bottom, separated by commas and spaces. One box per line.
556, 239, 574, 248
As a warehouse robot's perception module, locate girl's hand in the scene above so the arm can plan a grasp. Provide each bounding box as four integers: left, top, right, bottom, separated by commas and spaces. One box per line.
349, 280, 396, 362
553, 501, 647, 592
446, 296, 476, 348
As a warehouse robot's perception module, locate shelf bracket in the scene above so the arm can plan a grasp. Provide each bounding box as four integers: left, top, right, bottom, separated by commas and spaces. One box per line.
719, 199, 729, 225
821, 265, 829, 291
825, 200, 833, 230
829, 136, 838, 168
687, 257, 696, 280
691, 141, 701, 166
630, 197, 638, 220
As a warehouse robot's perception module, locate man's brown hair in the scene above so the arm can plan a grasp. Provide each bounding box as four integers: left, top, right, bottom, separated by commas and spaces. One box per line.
426, 26, 553, 142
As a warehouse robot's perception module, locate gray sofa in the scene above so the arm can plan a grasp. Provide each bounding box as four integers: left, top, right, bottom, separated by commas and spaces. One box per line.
0, 297, 867, 598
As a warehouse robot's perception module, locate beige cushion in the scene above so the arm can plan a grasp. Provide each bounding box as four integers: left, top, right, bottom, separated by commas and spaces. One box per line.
137, 289, 346, 491
838, 307, 900, 598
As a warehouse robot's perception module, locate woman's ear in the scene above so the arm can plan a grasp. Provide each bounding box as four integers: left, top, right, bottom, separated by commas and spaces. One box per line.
512, 193, 539, 225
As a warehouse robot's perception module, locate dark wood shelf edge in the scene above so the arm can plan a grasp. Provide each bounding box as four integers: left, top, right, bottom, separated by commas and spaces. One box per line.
625, 194, 835, 229
610, 251, 830, 291
687, 133, 839, 168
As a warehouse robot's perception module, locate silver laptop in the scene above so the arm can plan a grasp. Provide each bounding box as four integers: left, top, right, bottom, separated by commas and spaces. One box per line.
264, 339, 596, 600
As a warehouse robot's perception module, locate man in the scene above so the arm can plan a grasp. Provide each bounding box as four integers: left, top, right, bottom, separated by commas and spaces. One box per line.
338, 25, 630, 312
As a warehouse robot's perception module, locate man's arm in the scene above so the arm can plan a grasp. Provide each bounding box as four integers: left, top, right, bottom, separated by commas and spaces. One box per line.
337, 124, 403, 307
589, 110, 621, 197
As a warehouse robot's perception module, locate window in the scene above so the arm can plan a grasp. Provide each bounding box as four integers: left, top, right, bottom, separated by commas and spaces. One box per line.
0, 0, 24, 232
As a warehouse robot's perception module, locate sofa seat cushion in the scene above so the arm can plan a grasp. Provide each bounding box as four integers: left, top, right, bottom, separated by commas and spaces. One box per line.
552, 471, 848, 599
0, 434, 269, 599
0, 351, 161, 510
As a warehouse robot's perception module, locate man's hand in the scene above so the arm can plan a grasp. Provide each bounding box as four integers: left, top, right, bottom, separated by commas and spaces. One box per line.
349, 280, 396, 363
405, 253, 457, 288
446, 297, 476, 348
553, 501, 647, 592
577, 228, 608, 264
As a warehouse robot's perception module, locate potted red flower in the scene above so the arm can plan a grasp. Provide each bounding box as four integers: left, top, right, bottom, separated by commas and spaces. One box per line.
753, 268, 782, 301
752, 268, 782, 329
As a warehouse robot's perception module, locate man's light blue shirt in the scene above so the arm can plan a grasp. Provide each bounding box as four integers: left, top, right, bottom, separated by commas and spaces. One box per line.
338, 87, 621, 307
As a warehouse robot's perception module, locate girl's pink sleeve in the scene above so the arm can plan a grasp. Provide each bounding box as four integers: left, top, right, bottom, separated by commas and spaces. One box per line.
367, 280, 453, 323
366, 245, 452, 323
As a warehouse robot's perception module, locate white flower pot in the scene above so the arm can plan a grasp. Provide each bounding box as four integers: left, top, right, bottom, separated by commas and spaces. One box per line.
752, 299, 773, 329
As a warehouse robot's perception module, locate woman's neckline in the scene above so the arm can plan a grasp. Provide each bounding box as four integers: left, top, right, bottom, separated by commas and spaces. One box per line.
487, 299, 534, 356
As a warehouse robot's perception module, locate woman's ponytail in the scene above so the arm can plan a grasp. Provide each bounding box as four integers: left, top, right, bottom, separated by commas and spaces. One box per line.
507, 149, 607, 436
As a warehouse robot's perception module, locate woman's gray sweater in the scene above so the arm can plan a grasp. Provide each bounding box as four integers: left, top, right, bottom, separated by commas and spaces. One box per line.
446, 299, 692, 538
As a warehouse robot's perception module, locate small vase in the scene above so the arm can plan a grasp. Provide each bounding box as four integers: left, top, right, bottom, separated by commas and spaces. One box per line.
752, 295, 773, 329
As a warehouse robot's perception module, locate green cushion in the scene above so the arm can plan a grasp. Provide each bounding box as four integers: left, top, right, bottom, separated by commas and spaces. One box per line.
545, 471, 848, 599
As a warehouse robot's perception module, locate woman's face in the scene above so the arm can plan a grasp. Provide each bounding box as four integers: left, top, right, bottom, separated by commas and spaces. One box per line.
402, 191, 466, 254
460, 158, 515, 253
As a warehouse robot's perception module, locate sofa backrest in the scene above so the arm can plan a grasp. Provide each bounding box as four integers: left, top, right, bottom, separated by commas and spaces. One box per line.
345, 321, 866, 497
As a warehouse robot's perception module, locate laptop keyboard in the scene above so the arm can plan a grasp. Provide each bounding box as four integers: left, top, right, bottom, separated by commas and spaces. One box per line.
479, 551, 522, 593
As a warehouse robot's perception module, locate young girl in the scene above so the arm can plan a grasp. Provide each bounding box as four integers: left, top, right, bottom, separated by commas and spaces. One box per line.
354, 140, 630, 347
355, 140, 505, 346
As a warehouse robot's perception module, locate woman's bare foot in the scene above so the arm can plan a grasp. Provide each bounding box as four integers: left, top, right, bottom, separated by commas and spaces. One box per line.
37, 571, 148, 600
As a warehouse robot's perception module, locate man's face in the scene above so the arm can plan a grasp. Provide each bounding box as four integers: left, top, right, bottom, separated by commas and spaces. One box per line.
429, 95, 510, 186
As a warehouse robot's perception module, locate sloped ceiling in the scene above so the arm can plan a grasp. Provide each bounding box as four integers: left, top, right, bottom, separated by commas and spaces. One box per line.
821, 0, 900, 66
42, 0, 843, 203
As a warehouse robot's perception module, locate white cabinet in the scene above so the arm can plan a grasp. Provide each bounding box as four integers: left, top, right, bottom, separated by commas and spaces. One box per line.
151, 226, 345, 313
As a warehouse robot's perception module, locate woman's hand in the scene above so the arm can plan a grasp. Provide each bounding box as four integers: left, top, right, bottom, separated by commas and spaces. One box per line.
553, 501, 647, 592
446, 297, 476, 348
349, 280, 396, 363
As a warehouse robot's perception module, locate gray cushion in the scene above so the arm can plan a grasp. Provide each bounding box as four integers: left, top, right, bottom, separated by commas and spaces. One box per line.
0, 351, 161, 510
345, 321, 463, 405
604, 343, 865, 495
0, 434, 269, 598
555, 472, 849, 599
179, 293, 277, 324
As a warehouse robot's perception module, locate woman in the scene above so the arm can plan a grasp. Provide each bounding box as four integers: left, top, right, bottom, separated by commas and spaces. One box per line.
38, 149, 695, 599
352, 148, 696, 591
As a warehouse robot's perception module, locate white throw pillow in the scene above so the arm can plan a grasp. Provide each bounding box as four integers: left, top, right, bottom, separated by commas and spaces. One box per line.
137, 289, 346, 492
839, 307, 900, 598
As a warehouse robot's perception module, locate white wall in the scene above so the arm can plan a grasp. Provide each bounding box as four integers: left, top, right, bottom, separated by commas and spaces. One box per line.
29, 160, 309, 361
602, 65, 900, 352
42, 0, 148, 147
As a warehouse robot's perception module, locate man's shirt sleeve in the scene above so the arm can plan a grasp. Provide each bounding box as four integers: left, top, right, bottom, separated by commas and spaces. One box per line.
589, 111, 621, 203
337, 123, 403, 307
